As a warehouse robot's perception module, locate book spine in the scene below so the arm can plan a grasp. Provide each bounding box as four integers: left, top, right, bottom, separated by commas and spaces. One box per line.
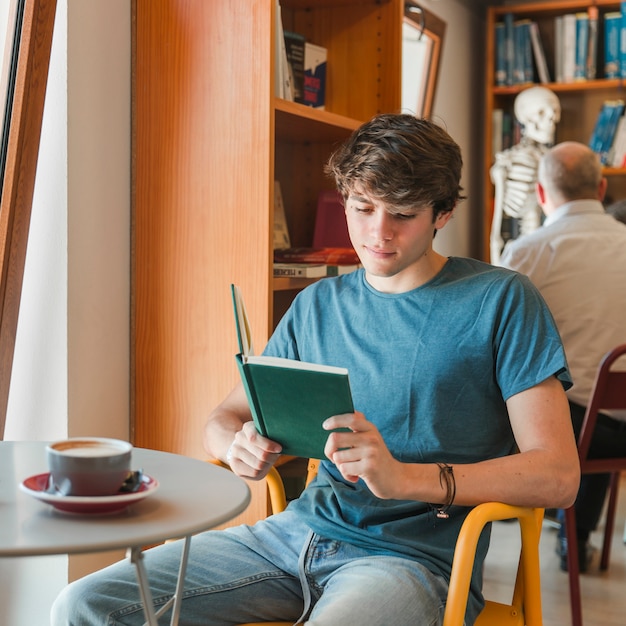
621, 3, 626, 79
574, 13, 589, 81
555, 15, 564, 83
587, 6, 599, 80
492, 108, 504, 155
589, 102, 609, 155
522, 21, 533, 83
284, 31, 305, 103
513, 20, 526, 84
529, 21, 550, 84
562, 14, 577, 83
611, 114, 626, 167
274, 0, 284, 98
236, 355, 269, 438
494, 23, 507, 86
273, 264, 327, 278
504, 13, 515, 86
601, 102, 625, 165
303, 43, 327, 109
589, 100, 626, 164
502, 111, 513, 150
326, 265, 359, 276
273, 181, 291, 250
605, 12, 621, 79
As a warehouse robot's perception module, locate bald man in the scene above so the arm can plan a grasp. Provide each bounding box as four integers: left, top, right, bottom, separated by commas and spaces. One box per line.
500, 141, 626, 572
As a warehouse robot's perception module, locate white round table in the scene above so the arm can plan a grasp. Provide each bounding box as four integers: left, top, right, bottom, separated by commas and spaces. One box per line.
0, 441, 250, 624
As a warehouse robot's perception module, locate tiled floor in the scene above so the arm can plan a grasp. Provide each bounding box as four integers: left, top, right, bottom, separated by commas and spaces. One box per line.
482, 474, 626, 626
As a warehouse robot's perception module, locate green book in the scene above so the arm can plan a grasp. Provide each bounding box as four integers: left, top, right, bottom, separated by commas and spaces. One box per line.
231, 284, 353, 459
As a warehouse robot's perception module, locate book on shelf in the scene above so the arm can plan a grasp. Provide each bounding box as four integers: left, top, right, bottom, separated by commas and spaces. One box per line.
562, 13, 577, 83
504, 13, 515, 87
554, 15, 564, 83
621, 3, 626, 79
231, 284, 354, 459
273, 263, 327, 278
610, 114, 626, 167
574, 12, 589, 81
494, 22, 507, 86
529, 21, 550, 84
513, 19, 533, 84
303, 42, 327, 108
587, 6, 599, 80
313, 190, 351, 248
275, 1, 293, 100
284, 30, 305, 103
273, 263, 359, 278
588, 99, 625, 165
604, 12, 621, 79
273, 181, 291, 250
274, 247, 360, 266
492, 108, 504, 155
502, 111, 515, 150
326, 264, 360, 276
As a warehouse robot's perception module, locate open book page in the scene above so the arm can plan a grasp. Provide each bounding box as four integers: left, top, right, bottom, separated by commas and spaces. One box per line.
246, 355, 347, 374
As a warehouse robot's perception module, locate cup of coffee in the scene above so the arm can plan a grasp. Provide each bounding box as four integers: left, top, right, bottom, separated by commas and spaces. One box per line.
46, 437, 132, 496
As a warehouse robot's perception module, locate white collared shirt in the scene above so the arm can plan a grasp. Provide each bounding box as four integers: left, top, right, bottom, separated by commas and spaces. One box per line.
500, 200, 626, 416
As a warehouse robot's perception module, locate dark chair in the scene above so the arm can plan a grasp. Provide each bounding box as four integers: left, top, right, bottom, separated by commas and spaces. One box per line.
564, 343, 626, 626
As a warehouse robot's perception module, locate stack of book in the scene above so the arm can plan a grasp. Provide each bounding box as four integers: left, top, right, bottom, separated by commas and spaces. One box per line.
274, 185, 360, 279
273, 247, 361, 278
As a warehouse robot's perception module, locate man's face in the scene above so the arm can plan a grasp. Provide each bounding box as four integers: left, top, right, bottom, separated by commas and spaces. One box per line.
344, 186, 452, 292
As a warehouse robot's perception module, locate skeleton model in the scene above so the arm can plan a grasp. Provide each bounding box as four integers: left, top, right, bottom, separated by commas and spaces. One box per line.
490, 86, 561, 265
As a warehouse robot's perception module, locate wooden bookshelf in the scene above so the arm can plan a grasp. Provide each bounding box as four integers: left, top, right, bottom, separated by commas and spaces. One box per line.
131, 0, 404, 521
484, 1, 626, 261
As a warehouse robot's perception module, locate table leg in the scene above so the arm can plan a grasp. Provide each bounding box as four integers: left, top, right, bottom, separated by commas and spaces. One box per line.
129, 535, 191, 626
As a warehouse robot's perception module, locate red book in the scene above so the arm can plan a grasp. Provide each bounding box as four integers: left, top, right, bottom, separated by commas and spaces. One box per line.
313, 190, 351, 248
274, 247, 360, 265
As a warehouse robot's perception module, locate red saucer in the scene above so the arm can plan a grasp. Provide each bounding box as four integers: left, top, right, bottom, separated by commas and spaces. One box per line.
19, 472, 159, 514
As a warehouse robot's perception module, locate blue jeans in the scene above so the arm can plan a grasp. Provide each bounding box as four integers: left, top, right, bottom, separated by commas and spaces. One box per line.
51, 510, 450, 625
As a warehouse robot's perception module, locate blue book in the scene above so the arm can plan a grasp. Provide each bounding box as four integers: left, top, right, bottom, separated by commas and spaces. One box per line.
521, 21, 533, 83
587, 6, 599, 79
513, 20, 526, 84
589, 102, 612, 154
575, 13, 589, 80
494, 23, 507, 86
605, 12, 621, 78
602, 102, 625, 164
589, 100, 625, 164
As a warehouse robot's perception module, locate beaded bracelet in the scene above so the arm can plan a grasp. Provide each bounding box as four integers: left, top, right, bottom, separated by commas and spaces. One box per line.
434, 462, 456, 519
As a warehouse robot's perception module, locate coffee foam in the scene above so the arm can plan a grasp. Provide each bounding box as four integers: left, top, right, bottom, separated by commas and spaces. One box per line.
51, 440, 128, 457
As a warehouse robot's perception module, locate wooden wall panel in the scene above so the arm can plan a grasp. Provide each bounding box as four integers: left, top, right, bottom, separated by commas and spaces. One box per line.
132, 0, 273, 458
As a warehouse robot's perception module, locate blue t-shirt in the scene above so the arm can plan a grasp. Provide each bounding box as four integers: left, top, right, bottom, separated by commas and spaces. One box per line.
263, 257, 570, 622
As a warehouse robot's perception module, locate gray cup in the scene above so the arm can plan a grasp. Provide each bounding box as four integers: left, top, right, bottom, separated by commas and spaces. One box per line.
46, 437, 132, 496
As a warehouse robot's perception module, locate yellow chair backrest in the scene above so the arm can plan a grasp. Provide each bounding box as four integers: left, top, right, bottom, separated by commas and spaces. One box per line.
224, 459, 543, 626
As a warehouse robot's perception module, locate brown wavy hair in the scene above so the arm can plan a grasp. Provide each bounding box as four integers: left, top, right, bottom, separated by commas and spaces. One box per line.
325, 114, 465, 220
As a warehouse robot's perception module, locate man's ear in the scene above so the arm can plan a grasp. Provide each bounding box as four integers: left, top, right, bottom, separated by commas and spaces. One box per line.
598, 177, 608, 202
434, 208, 454, 230
535, 181, 546, 204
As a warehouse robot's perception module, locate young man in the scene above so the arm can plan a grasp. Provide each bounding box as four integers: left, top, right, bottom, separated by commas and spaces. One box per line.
499, 141, 626, 571
52, 115, 579, 626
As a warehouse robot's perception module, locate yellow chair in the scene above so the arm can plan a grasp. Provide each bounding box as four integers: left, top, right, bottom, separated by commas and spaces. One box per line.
228, 458, 543, 626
